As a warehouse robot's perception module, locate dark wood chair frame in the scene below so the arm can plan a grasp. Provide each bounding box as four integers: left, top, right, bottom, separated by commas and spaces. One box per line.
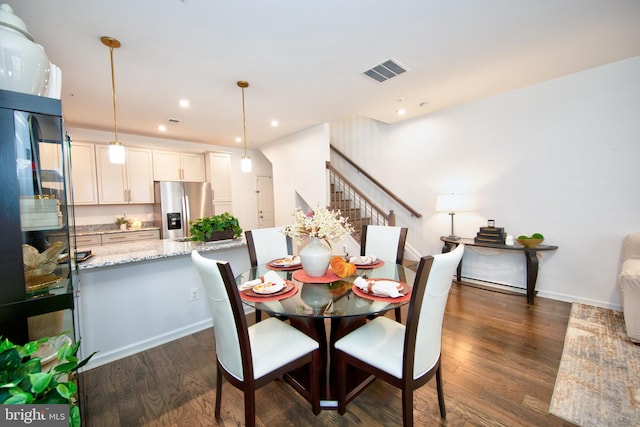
360, 224, 409, 322
214, 261, 321, 425
336, 255, 448, 426
244, 229, 293, 322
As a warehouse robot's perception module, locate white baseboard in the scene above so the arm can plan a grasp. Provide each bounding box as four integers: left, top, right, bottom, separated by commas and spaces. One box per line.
81, 319, 213, 371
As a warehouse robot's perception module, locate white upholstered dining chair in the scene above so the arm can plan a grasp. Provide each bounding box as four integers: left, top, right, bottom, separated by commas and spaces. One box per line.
245, 227, 293, 321
360, 224, 408, 321
191, 250, 320, 426
335, 244, 464, 426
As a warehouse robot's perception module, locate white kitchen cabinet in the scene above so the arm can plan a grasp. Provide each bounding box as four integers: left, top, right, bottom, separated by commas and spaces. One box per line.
152, 150, 205, 182
70, 142, 98, 204
75, 234, 101, 249
205, 151, 232, 214
101, 229, 160, 244
96, 146, 154, 204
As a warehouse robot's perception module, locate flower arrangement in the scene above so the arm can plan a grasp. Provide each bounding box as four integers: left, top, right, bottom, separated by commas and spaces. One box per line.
283, 206, 354, 247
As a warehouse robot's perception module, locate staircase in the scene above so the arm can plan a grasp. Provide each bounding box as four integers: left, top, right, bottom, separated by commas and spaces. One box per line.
329, 186, 371, 241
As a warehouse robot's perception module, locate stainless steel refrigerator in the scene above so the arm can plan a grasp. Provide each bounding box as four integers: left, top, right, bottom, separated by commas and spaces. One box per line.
154, 181, 213, 240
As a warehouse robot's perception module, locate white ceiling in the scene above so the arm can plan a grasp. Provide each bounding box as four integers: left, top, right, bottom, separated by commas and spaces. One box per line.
10, 0, 640, 149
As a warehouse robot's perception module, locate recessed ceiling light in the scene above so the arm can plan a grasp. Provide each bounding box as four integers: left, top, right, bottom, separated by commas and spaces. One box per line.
158, 125, 167, 132
397, 108, 406, 116
179, 99, 189, 108
235, 137, 242, 143
271, 120, 279, 127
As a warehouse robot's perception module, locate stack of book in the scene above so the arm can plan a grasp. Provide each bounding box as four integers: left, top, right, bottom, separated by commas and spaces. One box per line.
474, 226, 506, 244
20, 197, 63, 231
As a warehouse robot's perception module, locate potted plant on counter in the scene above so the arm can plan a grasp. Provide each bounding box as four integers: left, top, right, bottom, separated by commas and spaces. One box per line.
189, 212, 242, 242
115, 216, 129, 231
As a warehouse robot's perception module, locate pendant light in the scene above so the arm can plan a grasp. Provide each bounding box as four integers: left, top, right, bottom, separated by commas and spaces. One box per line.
237, 80, 252, 173
101, 36, 125, 164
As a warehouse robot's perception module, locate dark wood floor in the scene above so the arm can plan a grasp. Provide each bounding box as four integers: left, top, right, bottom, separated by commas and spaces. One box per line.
80, 282, 576, 426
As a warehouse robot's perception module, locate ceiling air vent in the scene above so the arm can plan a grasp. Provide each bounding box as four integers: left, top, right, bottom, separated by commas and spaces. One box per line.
363, 58, 408, 83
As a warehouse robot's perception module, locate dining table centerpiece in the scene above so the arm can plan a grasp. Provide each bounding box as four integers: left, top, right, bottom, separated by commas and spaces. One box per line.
283, 206, 354, 277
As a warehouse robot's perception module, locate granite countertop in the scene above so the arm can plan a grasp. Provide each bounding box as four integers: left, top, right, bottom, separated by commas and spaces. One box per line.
78, 238, 246, 270
75, 226, 160, 236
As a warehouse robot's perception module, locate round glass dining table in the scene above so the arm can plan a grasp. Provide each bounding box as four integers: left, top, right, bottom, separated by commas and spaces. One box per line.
234, 261, 416, 408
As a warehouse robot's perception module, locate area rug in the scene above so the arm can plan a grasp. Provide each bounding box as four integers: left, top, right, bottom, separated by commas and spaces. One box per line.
550, 303, 640, 426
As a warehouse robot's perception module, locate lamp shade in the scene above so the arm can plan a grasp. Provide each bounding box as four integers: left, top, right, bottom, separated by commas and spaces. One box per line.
241, 156, 252, 173
109, 141, 125, 164
435, 194, 472, 213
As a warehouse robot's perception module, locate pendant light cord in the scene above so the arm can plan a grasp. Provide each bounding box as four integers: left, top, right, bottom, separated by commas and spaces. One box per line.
241, 86, 247, 157
109, 46, 119, 142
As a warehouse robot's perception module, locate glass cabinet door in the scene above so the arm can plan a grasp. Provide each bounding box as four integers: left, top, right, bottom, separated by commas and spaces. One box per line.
0, 90, 75, 344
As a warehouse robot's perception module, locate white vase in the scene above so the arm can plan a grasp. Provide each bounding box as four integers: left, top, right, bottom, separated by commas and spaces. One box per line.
299, 237, 332, 277
0, 4, 50, 96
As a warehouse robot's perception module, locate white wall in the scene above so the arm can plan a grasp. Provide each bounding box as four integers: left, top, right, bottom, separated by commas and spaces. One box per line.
68, 127, 272, 232
260, 124, 330, 226
330, 56, 640, 309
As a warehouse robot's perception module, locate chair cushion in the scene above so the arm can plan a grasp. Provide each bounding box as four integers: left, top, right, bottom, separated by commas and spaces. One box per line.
620, 259, 640, 343
335, 316, 405, 379
249, 317, 319, 380
621, 259, 640, 276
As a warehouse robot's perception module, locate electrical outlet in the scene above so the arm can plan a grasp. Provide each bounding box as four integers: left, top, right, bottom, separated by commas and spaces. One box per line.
190, 287, 200, 301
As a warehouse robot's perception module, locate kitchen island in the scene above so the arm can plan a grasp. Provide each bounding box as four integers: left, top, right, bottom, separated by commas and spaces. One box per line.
76, 238, 250, 370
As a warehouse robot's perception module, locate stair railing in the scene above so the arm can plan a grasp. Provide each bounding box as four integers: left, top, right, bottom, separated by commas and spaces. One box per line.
329, 145, 422, 219
327, 162, 395, 228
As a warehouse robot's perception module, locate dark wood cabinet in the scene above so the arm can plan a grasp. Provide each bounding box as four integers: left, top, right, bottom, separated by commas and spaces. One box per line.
0, 89, 77, 345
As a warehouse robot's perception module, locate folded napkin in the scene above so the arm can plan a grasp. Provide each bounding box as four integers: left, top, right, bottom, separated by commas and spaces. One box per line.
239, 271, 286, 290
350, 255, 377, 265
353, 276, 402, 298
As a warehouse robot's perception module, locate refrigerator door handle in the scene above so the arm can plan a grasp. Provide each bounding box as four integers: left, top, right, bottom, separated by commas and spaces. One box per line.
183, 195, 190, 236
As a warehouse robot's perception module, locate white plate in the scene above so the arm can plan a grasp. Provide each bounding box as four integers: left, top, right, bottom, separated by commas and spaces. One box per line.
350, 256, 378, 266
252, 281, 285, 294
271, 257, 301, 267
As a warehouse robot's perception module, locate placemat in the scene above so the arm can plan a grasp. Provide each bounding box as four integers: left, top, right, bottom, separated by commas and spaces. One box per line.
240, 281, 298, 302
353, 260, 385, 269
292, 269, 340, 283
352, 284, 411, 303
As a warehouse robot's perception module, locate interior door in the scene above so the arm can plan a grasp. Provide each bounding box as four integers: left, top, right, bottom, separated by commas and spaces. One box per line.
257, 176, 274, 228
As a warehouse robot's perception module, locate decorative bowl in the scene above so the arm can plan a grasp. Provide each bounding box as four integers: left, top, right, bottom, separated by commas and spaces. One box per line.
516, 238, 543, 248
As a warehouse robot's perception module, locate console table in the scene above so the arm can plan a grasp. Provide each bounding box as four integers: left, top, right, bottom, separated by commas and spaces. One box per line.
440, 236, 558, 304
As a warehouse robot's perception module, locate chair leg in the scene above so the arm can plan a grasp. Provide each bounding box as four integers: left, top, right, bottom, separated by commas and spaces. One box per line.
336, 352, 347, 415
401, 387, 413, 427
255, 309, 262, 322
215, 366, 222, 420
244, 388, 256, 427
310, 349, 321, 415
394, 307, 402, 322
436, 365, 446, 418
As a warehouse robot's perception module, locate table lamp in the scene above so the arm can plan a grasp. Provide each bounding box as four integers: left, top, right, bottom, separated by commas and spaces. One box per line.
436, 193, 472, 240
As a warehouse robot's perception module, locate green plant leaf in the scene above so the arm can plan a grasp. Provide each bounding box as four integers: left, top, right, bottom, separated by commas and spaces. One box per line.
3, 390, 33, 404
56, 383, 71, 400
29, 372, 53, 394
70, 405, 81, 427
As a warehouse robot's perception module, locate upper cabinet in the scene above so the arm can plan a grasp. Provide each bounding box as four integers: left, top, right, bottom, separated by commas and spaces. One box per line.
205, 151, 232, 214
69, 142, 98, 204
96, 146, 154, 204
152, 150, 205, 182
